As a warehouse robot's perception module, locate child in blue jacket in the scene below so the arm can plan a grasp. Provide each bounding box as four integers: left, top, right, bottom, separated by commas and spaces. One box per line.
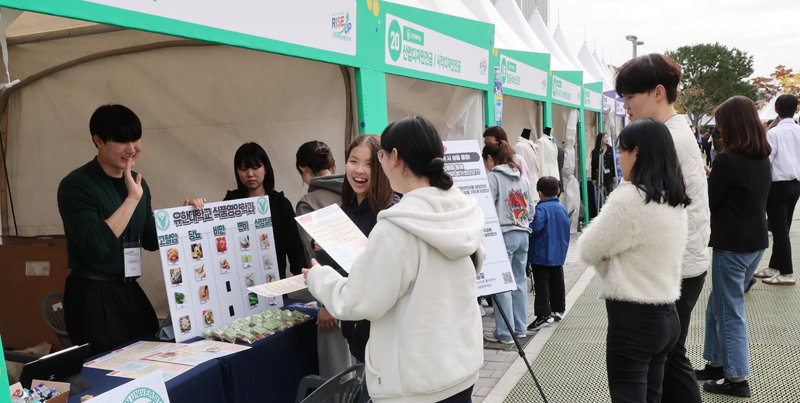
527, 176, 571, 330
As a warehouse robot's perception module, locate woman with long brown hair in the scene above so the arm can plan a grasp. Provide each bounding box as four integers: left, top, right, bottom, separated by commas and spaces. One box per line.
695, 96, 772, 398
310, 134, 396, 402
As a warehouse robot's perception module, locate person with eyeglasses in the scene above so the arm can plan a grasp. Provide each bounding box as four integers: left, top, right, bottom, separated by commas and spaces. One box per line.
304, 116, 486, 402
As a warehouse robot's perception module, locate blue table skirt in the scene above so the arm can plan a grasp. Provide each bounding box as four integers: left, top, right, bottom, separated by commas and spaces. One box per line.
67, 359, 226, 403
219, 319, 318, 403
67, 315, 318, 403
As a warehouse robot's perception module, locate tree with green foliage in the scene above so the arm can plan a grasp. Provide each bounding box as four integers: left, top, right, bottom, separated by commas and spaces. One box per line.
666, 43, 758, 129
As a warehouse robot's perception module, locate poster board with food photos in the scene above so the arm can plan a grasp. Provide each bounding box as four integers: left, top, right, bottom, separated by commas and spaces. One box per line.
154, 196, 282, 342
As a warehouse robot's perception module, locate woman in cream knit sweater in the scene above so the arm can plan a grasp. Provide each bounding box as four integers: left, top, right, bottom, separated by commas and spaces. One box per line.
579, 119, 691, 403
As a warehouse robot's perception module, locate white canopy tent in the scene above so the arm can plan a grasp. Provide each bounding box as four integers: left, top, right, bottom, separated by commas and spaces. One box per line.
0, 11, 360, 316
526, 8, 579, 72
592, 49, 616, 85
578, 42, 613, 92
459, 0, 546, 144
383, 0, 486, 141
413, 0, 545, 145
460, 0, 534, 52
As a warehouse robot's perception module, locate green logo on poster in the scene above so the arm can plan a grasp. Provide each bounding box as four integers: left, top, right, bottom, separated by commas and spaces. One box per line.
257, 197, 269, 215
123, 387, 165, 403
388, 19, 402, 62
155, 210, 170, 231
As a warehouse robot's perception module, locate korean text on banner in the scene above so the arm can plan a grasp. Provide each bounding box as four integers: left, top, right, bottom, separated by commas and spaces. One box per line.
443, 140, 516, 296
385, 13, 489, 85
154, 197, 282, 342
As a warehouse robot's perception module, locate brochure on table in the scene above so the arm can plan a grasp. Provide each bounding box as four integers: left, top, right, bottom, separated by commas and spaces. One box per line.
84, 340, 250, 381
154, 197, 282, 342
87, 370, 170, 403
442, 140, 516, 296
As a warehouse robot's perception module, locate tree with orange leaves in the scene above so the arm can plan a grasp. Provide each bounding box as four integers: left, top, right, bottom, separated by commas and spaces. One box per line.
752, 65, 800, 101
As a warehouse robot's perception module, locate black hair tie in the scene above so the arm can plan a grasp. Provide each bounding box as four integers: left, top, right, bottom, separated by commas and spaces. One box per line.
426, 157, 444, 173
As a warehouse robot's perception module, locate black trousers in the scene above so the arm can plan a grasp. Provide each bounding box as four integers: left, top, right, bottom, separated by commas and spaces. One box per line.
606, 300, 680, 403
437, 385, 474, 403
661, 273, 705, 403
64, 272, 159, 356
766, 180, 800, 275
532, 264, 565, 317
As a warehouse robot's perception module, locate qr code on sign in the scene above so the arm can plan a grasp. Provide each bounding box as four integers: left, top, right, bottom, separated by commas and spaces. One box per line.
502, 272, 513, 284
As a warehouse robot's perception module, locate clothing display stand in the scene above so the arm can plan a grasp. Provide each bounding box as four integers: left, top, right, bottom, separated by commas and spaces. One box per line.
490, 294, 548, 403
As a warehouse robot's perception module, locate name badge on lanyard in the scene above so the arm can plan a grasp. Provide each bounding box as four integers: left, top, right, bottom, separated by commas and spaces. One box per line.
124, 241, 143, 278
107, 175, 144, 279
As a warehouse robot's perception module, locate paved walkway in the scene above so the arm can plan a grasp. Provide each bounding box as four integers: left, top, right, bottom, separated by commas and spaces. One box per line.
474, 212, 800, 402
473, 235, 588, 402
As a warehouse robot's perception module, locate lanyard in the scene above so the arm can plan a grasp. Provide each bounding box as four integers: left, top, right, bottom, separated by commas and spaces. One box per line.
106, 175, 142, 243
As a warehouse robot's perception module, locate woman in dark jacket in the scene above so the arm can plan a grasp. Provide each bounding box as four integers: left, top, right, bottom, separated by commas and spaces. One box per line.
695, 96, 772, 398
223, 142, 306, 279
591, 132, 616, 199
314, 135, 395, 364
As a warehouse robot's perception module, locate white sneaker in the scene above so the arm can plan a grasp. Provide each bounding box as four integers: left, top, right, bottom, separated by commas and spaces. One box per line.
753, 267, 779, 279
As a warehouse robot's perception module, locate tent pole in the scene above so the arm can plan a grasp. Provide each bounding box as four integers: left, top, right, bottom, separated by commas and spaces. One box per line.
0, 104, 15, 235
354, 68, 388, 135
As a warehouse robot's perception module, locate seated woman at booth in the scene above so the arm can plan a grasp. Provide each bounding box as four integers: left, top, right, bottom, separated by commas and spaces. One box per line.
185, 142, 306, 279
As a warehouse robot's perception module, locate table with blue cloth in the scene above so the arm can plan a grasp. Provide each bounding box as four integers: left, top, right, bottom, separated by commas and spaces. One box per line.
68, 311, 318, 403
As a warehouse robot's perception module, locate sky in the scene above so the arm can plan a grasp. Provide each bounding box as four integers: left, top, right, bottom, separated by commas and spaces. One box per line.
550, 0, 800, 80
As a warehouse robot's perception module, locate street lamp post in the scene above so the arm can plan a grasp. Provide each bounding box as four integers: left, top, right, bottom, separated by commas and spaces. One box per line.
625, 34, 644, 59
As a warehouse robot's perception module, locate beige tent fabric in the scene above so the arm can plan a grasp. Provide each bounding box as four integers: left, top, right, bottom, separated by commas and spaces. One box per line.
497, 95, 540, 143
6, 12, 99, 39
7, 45, 348, 234
4, 43, 349, 316
0, 13, 488, 318
386, 74, 484, 140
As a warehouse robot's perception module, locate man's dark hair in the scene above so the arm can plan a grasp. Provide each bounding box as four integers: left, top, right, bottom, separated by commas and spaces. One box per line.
615, 54, 682, 104
89, 104, 142, 145
775, 94, 799, 118
536, 176, 560, 198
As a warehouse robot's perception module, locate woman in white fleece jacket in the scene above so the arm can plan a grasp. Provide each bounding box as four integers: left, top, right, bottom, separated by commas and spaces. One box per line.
304, 116, 486, 403
579, 119, 690, 403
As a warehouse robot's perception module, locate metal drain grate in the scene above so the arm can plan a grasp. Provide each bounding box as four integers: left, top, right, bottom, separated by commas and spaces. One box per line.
503, 232, 800, 402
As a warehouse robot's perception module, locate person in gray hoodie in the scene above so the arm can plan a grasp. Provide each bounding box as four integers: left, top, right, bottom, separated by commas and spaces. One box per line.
482, 140, 534, 344
304, 116, 485, 402
294, 140, 351, 380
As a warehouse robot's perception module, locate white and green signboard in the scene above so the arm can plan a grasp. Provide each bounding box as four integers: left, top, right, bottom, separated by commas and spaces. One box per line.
85, 0, 357, 55
384, 13, 489, 85
583, 87, 602, 112
551, 74, 582, 107
0, 0, 359, 66
499, 54, 548, 98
